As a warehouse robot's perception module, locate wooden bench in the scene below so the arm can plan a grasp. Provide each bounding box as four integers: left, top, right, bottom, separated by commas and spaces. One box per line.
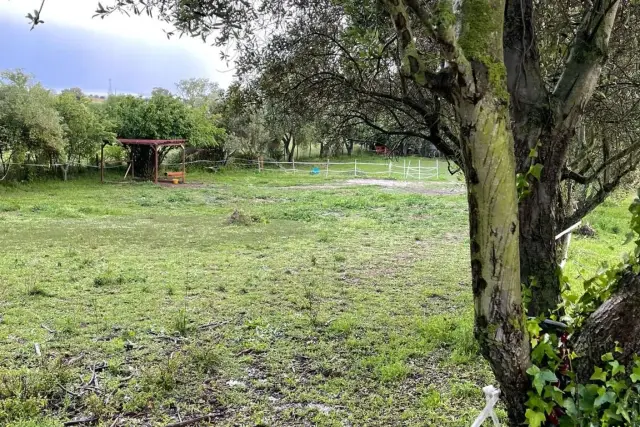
164, 171, 185, 183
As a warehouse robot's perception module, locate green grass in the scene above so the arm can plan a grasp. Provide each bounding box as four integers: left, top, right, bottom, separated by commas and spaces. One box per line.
0, 168, 633, 426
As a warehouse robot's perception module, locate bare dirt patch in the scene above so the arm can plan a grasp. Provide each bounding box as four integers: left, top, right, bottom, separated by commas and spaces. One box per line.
281, 179, 465, 195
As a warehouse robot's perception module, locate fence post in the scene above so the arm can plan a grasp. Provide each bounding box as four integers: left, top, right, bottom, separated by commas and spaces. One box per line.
354, 159, 358, 176
292, 158, 296, 174
418, 159, 421, 180
403, 159, 406, 179
326, 159, 329, 178
388, 161, 392, 178
436, 158, 439, 179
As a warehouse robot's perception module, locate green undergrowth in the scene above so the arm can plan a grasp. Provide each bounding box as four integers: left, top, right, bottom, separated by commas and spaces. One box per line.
0, 173, 632, 426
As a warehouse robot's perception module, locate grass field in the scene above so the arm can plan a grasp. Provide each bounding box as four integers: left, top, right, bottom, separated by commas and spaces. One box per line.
0, 168, 634, 426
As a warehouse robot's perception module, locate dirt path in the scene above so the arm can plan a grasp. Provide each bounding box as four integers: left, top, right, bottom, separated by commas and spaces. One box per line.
281, 178, 465, 195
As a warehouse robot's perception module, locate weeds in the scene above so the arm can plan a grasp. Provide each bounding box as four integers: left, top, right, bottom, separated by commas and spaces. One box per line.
172, 308, 191, 337
93, 271, 124, 287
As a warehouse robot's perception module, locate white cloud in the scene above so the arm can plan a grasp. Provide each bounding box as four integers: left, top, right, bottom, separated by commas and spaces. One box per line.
0, 0, 236, 87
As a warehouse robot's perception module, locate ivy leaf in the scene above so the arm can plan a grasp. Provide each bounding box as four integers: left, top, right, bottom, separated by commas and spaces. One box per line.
594, 390, 616, 408
630, 365, 640, 383
607, 379, 628, 394
601, 352, 614, 362
529, 147, 538, 158
540, 369, 558, 383
528, 163, 543, 181
563, 397, 578, 418
609, 360, 625, 376
617, 403, 632, 423
525, 409, 547, 427
590, 366, 608, 382
527, 365, 541, 376
527, 320, 542, 338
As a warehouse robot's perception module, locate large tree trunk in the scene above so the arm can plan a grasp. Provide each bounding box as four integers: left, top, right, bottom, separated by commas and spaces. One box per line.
573, 268, 640, 383
457, 95, 530, 424
518, 163, 563, 315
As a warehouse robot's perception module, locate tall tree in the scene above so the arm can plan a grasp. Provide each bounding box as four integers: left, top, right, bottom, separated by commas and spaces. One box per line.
55, 89, 115, 180
0, 70, 64, 178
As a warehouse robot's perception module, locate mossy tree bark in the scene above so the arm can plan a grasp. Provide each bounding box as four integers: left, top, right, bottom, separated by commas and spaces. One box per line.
504, 0, 621, 315
383, 0, 530, 423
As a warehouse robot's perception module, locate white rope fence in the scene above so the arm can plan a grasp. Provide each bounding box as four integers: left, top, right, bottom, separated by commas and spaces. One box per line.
1, 157, 444, 182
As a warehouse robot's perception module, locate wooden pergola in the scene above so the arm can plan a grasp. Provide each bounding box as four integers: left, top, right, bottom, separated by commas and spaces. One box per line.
100, 139, 187, 184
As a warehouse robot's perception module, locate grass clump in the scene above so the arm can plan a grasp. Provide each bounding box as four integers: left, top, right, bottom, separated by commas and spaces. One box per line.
93, 271, 125, 287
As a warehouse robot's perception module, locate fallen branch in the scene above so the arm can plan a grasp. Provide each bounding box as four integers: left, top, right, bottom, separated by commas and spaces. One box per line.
65, 353, 84, 366
165, 414, 216, 427
63, 416, 97, 426
58, 383, 82, 397
41, 323, 56, 334
197, 320, 231, 330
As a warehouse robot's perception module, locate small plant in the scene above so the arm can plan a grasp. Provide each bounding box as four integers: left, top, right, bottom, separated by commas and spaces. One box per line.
227, 209, 252, 226
166, 285, 175, 296
302, 282, 320, 327
310, 255, 317, 266
317, 232, 330, 243
216, 284, 226, 292
93, 271, 125, 287
144, 355, 181, 392
172, 308, 191, 337
186, 344, 223, 375
333, 254, 346, 263
25, 280, 49, 297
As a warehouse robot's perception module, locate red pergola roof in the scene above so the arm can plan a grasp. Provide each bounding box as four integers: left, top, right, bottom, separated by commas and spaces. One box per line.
118, 139, 186, 146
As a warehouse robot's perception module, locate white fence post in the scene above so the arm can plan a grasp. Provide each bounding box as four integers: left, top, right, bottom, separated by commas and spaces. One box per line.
292, 158, 296, 173
436, 158, 439, 179
354, 159, 358, 176
326, 159, 329, 178
388, 161, 392, 178
418, 159, 421, 180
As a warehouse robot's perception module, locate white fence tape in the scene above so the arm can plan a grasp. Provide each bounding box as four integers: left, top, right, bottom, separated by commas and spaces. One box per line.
2, 157, 445, 182
471, 385, 501, 427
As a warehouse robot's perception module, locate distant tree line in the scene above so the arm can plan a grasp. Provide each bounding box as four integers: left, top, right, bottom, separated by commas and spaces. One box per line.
0, 70, 412, 182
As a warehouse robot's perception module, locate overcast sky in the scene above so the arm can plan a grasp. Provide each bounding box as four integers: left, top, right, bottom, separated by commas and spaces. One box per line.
0, 0, 236, 95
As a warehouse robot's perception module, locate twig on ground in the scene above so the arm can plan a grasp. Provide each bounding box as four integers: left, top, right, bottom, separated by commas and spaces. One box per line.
197, 320, 231, 330
63, 416, 97, 426
65, 353, 84, 366
58, 383, 82, 397
34, 343, 41, 357
41, 323, 56, 333
165, 414, 216, 427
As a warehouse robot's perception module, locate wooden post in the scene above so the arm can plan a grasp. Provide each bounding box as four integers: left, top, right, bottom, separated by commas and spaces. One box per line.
131, 147, 135, 179
154, 145, 158, 184
326, 159, 329, 178
418, 159, 421, 180
182, 144, 186, 184
100, 144, 105, 183
354, 159, 357, 176
292, 158, 296, 174
436, 158, 439, 179
403, 159, 406, 179
388, 161, 392, 178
